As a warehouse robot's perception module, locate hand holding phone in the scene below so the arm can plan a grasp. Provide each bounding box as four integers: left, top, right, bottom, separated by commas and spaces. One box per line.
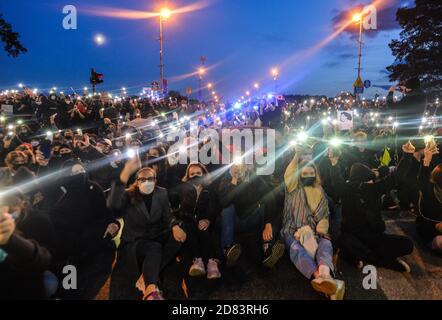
0, 212, 15, 245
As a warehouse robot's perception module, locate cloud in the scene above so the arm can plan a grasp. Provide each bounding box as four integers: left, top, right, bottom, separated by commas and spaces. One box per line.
331, 0, 408, 39
338, 53, 356, 59
324, 61, 341, 68
323, 52, 356, 68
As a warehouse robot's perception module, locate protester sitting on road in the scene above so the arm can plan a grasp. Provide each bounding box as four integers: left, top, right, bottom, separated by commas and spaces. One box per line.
107, 154, 185, 300
49, 159, 116, 299
415, 142, 442, 254
169, 162, 221, 279
282, 146, 344, 299
329, 151, 414, 272
218, 162, 284, 268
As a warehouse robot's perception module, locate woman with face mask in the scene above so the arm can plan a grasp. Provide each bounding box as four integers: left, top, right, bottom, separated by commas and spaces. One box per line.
330, 150, 414, 274
282, 146, 344, 300
5, 150, 28, 174
107, 153, 185, 300
415, 142, 442, 254
169, 163, 221, 280
49, 159, 116, 300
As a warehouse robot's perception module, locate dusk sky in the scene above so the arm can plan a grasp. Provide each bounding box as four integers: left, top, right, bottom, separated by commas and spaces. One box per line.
0, 0, 410, 100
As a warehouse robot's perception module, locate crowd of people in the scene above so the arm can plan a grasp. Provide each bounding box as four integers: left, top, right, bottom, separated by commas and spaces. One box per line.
0, 78, 441, 300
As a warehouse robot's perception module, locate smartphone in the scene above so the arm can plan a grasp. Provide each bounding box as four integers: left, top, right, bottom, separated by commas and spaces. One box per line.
425, 136, 436, 149
39, 140, 52, 159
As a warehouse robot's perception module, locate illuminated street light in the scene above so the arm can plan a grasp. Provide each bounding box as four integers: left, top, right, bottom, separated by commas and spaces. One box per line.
254, 83, 260, 89
245, 91, 250, 96
271, 68, 279, 79
159, 8, 172, 92
271, 68, 279, 92
208, 83, 213, 89
160, 8, 171, 19
18, 83, 24, 88
352, 13, 362, 22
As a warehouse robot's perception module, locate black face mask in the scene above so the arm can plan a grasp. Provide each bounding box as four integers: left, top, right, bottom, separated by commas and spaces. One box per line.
64, 173, 87, 189
301, 177, 316, 187
11, 162, 27, 171
60, 153, 73, 161
189, 174, 202, 181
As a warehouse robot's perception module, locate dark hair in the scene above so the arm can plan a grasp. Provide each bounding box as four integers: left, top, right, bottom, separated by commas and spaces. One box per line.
340, 112, 352, 121
431, 164, 442, 188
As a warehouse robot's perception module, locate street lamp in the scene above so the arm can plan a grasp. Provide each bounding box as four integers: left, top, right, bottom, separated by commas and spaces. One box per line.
198, 68, 206, 101
208, 83, 213, 89
271, 68, 279, 93
253, 83, 260, 89
159, 8, 171, 93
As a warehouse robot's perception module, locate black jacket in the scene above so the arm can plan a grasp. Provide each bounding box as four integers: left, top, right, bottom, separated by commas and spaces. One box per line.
330, 164, 396, 238
417, 165, 442, 243
218, 172, 277, 224
107, 181, 177, 243
49, 180, 114, 257
169, 181, 214, 224
0, 210, 56, 299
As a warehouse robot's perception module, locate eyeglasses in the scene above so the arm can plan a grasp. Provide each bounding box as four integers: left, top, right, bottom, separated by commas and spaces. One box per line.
137, 177, 156, 183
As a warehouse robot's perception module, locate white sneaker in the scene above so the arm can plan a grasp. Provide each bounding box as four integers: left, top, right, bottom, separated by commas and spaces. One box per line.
311, 276, 338, 296
189, 258, 206, 277
330, 280, 346, 300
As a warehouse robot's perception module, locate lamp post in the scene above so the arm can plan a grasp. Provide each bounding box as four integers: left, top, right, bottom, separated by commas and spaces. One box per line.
159, 8, 171, 94
353, 13, 363, 80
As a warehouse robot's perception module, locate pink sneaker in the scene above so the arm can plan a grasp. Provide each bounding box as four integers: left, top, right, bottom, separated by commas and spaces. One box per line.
143, 289, 164, 300
189, 258, 206, 277
207, 259, 221, 280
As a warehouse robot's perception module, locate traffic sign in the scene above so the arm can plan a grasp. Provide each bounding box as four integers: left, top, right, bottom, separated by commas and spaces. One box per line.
354, 86, 364, 94
353, 76, 364, 88
364, 80, 371, 89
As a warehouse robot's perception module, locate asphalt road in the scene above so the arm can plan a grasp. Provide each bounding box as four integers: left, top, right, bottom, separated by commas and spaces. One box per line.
96, 210, 442, 300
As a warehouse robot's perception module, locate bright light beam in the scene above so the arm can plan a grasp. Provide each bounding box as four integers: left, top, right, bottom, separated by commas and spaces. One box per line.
81, 0, 213, 20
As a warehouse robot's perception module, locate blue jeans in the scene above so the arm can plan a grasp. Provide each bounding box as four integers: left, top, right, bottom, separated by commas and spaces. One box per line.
221, 205, 265, 250
284, 234, 334, 279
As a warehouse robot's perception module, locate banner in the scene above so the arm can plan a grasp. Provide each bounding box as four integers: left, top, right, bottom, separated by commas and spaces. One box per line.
1, 105, 13, 116
337, 110, 353, 131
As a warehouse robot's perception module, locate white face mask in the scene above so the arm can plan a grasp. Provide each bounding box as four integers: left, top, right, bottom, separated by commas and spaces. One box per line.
139, 181, 155, 195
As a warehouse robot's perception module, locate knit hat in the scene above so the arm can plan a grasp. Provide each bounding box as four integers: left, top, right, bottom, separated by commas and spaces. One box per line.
349, 163, 376, 183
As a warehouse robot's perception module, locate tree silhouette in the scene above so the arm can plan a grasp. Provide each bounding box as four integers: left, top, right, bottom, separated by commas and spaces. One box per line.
0, 13, 27, 57
387, 0, 441, 91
